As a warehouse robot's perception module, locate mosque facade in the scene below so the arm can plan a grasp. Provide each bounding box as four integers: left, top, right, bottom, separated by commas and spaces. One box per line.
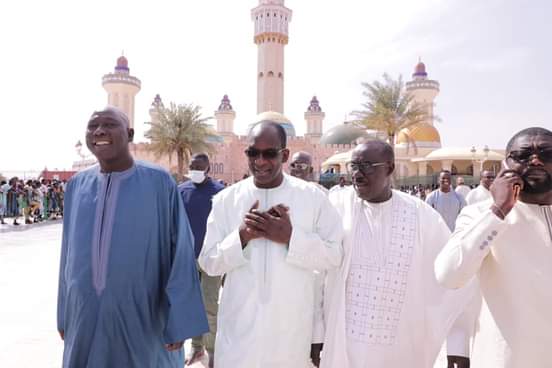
80, 0, 503, 186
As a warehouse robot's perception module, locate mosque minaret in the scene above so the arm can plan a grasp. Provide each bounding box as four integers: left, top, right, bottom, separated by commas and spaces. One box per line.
405, 60, 440, 126
102, 56, 141, 129
251, 0, 292, 114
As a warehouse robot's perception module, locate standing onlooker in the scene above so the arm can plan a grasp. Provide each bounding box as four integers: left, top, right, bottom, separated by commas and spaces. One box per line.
466, 170, 495, 205
0, 180, 7, 224
426, 170, 467, 231
179, 153, 225, 368
329, 176, 347, 194
6, 178, 20, 225
455, 176, 471, 199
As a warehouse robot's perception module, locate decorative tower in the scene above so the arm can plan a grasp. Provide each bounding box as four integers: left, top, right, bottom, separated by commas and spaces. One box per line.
148, 94, 164, 125
214, 95, 236, 142
405, 59, 440, 125
102, 55, 141, 129
304, 96, 325, 143
251, 0, 292, 114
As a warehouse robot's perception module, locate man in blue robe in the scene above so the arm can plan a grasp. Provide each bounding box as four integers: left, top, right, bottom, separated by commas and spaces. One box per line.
57, 106, 208, 368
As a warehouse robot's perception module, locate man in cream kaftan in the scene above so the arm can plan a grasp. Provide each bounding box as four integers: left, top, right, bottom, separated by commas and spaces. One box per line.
435, 127, 552, 368
321, 141, 476, 368
199, 121, 343, 368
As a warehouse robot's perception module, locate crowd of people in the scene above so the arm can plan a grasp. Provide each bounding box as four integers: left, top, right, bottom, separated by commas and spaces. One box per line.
0, 178, 65, 225
52, 106, 550, 368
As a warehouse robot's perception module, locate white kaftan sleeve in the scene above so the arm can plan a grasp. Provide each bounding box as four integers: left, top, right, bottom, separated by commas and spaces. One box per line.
435, 204, 509, 289
199, 194, 249, 276
286, 190, 343, 272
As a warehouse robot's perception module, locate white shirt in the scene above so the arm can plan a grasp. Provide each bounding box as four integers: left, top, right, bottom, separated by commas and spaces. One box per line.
322, 188, 477, 368
455, 184, 472, 199
435, 200, 552, 368
199, 175, 343, 368
329, 184, 347, 194
465, 185, 492, 205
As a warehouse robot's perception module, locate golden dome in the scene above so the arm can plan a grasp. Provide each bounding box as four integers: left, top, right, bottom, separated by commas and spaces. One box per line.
397, 123, 441, 144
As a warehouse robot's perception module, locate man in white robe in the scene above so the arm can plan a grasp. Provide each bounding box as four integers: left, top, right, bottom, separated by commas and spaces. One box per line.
465, 170, 495, 205
199, 121, 343, 368
455, 177, 472, 199
435, 127, 552, 368
322, 141, 476, 368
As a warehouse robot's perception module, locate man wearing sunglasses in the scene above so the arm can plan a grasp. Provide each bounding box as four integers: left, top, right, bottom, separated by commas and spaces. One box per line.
199, 121, 343, 368
321, 140, 476, 368
289, 151, 328, 194
465, 170, 495, 205
436, 127, 552, 368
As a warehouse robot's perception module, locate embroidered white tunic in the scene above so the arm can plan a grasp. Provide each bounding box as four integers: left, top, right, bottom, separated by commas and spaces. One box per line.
322, 188, 476, 368
435, 200, 552, 368
199, 175, 343, 368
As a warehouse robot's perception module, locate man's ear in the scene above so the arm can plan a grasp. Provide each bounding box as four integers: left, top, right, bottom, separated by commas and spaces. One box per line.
281, 148, 290, 163
205, 165, 211, 175
388, 162, 395, 176
128, 128, 135, 143
309, 166, 314, 174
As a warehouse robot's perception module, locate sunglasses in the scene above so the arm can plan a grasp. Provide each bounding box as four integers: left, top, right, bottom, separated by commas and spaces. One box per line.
244, 147, 284, 160
290, 162, 310, 170
346, 161, 387, 174
508, 148, 552, 164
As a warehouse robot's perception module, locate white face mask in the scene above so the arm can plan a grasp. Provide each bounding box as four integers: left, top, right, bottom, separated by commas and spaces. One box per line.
189, 170, 206, 184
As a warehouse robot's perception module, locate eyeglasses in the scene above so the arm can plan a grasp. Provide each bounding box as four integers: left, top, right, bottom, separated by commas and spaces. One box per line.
508, 148, 552, 164
290, 162, 310, 170
346, 161, 387, 174
244, 147, 284, 160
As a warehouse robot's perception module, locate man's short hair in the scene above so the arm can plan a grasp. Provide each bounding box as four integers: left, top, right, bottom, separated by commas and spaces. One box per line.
440, 170, 452, 176
191, 153, 210, 163
506, 127, 552, 152
249, 120, 287, 149
357, 138, 395, 162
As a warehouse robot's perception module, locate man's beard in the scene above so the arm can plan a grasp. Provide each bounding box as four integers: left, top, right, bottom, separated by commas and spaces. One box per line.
522, 173, 552, 194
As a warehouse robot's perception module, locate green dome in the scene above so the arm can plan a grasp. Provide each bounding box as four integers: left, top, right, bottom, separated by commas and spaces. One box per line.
320, 124, 369, 145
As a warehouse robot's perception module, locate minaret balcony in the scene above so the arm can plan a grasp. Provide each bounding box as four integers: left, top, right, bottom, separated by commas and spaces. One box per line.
102, 74, 141, 88
405, 80, 439, 92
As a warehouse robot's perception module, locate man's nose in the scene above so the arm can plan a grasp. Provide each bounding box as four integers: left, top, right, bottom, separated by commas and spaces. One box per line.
528, 154, 544, 166
352, 170, 363, 180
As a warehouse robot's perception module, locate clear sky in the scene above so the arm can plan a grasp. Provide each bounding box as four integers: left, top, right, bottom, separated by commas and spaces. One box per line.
1, 0, 550, 173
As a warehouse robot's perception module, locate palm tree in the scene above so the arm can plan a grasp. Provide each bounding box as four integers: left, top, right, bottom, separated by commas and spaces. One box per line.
352, 73, 429, 152
145, 102, 218, 181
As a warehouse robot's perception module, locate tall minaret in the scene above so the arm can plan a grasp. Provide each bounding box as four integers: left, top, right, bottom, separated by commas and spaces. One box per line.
214, 95, 236, 142
251, 0, 292, 114
304, 96, 324, 143
148, 94, 164, 125
405, 59, 439, 125
102, 55, 141, 129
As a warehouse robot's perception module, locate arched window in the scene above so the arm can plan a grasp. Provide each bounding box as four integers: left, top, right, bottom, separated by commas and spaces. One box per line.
278, 72, 283, 79
219, 163, 224, 174
258, 72, 264, 78
268, 71, 274, 77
